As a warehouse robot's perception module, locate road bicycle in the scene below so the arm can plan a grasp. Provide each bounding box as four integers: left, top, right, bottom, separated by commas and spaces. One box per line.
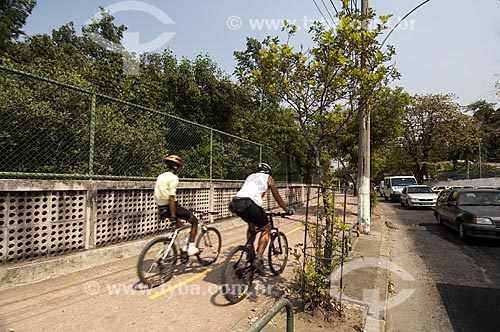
137, 210, 221, 288
220, 211, 289, 304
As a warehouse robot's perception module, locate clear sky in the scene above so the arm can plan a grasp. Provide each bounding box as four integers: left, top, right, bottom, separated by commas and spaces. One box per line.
23, 0, 500, 106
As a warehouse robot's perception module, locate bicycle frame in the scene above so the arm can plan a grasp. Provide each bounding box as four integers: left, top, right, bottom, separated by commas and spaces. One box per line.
241, 212, 287, 264
161, 214, 214, 261
220, 210, 289, 303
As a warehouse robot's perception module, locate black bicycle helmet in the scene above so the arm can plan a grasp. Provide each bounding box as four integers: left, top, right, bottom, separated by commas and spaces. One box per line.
256, 162, 272, 174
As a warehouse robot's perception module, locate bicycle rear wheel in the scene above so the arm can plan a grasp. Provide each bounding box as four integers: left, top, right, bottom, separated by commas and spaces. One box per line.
137, 237, 177, 287
221, 245, 254, 304
196, 227, 221, 266
268, 231, 288, 275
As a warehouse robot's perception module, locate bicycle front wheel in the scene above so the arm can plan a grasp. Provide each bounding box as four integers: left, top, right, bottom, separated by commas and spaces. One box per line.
268, 231, 288, 275
221, 246, 254, 304
196, 227, 221, 266
137, 237, 177, 287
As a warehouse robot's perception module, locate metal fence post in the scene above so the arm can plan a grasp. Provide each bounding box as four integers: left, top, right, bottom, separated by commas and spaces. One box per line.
209, 129, 213, 180
246, 298, 294, 332
88, 94, 96, 179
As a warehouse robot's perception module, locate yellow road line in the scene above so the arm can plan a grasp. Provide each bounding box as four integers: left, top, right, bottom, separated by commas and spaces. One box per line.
149, 224, 304, 300
148, 267, 217, 300
285, 225, 304, 236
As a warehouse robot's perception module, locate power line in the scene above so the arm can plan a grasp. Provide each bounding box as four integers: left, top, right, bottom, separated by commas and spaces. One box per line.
380, 0, 431, 48
312, 0, 332, 28
328, 0, 339, 15
320, 0, 335, 23
351, 0, 358, 11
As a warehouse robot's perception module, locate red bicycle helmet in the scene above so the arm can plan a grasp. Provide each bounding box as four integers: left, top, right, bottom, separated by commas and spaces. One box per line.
163, 154, 184, 167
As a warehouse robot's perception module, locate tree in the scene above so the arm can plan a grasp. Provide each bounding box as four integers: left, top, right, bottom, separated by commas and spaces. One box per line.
469, 100, 500, 163
397, 94, 478, 183
0, 0, 36, 53
234, 2, 397, 184
234, 0, 398, 268
0, 6, 283, 180
333, 86, 410, 185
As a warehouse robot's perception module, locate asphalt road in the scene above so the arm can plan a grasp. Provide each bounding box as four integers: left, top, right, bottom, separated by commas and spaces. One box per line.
0, 215, 306, 332
379, 197, 500, 332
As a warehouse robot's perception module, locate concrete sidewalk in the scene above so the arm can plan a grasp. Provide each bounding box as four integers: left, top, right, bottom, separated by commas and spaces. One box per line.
331, 195, 390, 332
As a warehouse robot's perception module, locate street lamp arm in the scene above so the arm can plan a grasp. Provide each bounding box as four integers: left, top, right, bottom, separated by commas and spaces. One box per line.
380, 0, 431, 48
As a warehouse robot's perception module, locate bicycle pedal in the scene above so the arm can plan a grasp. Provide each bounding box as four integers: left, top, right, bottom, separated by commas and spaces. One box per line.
180, 252, 189, 264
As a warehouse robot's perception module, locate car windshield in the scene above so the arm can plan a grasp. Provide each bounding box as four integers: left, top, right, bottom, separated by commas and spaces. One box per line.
408, 187, 434, 193
457, 192, 500, 206
392, 178, 417, 186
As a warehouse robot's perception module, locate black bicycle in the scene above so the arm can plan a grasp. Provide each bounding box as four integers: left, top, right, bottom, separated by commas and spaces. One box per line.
137, 211, 221, 288
220, 211, 289, 304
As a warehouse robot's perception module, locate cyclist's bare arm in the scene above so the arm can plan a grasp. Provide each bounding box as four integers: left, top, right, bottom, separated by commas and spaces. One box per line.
169, 195, 176, 219
268, 176, 288, 212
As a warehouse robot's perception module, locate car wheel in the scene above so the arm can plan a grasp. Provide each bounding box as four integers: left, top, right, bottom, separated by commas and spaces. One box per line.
458, 223, 468, 242
400, 199, 405, 207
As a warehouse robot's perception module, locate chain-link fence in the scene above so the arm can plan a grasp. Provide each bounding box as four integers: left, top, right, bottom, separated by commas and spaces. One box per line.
0, 65, 301, 182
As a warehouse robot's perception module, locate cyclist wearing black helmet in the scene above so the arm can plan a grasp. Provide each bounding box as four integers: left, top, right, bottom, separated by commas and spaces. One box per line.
230, 162, 293, 274
154, 154, 199, 255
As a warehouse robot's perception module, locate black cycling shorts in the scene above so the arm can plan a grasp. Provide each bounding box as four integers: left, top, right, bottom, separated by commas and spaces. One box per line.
158, 202, 191, 221
230, 198, 268, 228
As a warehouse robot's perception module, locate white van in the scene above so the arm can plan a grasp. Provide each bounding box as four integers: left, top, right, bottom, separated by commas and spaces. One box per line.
382, 176, 418, 202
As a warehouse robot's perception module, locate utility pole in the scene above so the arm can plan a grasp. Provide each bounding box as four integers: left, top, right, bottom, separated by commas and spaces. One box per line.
357, 0, 371, 234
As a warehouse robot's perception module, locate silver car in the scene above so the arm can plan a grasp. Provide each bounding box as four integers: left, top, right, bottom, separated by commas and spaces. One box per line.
400, 185, 438, 209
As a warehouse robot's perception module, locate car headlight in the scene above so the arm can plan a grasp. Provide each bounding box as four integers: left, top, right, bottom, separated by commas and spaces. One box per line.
472, 217, 493, 225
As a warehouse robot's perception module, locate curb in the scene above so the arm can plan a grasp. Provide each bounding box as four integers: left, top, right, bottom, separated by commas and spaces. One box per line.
340, 205, 389, 332
363, 208, 389, 332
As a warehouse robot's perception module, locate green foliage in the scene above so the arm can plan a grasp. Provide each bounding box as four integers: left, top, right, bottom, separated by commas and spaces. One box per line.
293, 259, 340, 313
469, 100, 500, 162
390, 93, 476, 183
1, 7, 302, 179
332, 86, 410, 183
291, 212, 350, 313
0, 72, 91, 174
234, 2, 398, 185
0, 0, 36, 53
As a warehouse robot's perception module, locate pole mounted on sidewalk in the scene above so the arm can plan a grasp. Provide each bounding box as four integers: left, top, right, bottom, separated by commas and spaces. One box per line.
356, 0, 431, 234
357, 0, 371, 234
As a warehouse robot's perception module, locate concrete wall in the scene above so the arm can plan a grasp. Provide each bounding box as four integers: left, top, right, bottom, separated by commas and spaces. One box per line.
0, 179, 318, 289
0, 179, 311, 266
428, 177, 500, 188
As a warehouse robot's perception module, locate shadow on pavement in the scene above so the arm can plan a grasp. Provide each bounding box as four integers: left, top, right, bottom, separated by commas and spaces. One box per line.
437, 283, 500, 332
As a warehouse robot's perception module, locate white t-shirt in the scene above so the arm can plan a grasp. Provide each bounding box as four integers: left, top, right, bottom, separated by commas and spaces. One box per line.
235, 172, 270, 207
154, 171, 179, 206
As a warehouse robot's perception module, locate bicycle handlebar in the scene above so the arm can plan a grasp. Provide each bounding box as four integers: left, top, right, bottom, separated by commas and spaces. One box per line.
190, 210, 218, 216
266, 212, 290, 218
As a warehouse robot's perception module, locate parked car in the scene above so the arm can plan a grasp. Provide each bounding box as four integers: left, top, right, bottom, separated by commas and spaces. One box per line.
474, 186, 500, 190
400, 185, 438, 209
431, 185, 448, 195
382, 176, 418, 202
433, 188, 500, 241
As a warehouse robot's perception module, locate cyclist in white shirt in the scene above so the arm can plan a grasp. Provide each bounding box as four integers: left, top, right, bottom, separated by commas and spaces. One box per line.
154, 154, 199, 256
230, 162, 293, 274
